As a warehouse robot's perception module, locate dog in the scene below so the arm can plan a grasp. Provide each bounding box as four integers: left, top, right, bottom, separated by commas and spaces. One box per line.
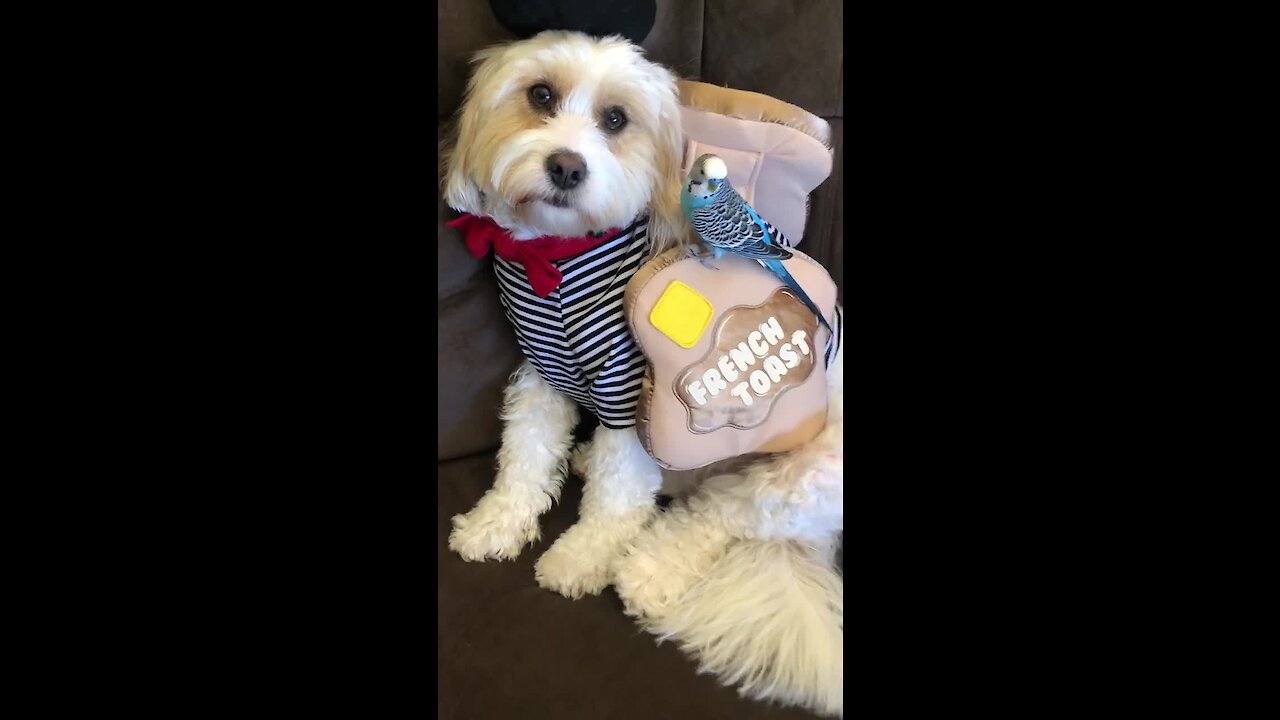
441, 30, 686, 598
441, 30, 844, 716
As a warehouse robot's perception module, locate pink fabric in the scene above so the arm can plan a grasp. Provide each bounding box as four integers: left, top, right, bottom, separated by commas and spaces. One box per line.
679, 105, 833, 246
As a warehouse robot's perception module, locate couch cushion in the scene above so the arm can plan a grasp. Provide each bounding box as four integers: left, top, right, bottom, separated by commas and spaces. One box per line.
437, 453, 828, 719
438, 199, 524, 461
701, 0, 843, 118
438, 1, 515, 117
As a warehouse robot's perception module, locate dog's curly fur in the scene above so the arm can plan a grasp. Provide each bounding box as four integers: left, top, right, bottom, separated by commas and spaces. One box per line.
441, 30, 844, 718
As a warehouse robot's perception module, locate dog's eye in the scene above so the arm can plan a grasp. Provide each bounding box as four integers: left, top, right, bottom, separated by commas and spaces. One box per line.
528, 84, 553, 108
602, 107, 627, 133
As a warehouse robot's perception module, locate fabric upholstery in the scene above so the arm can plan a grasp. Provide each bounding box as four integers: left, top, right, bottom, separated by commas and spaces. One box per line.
700, 0, 844, 118
437, 452, 827, 720
437, 196, 524, 461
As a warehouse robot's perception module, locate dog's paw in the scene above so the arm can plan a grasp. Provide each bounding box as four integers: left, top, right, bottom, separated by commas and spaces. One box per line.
612, 545, 690, 621
448, 493, 541, 562
613, 510, 732, 621
534, 534, 613, 599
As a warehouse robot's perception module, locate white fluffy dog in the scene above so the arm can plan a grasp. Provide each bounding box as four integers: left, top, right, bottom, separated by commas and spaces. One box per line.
442, 29, 844, 718
442, 31, 685, 597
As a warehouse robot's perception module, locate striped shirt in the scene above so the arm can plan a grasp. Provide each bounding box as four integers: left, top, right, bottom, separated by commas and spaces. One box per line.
824, 304, 844, 367
494, 217, 651, 429
493, 216, 843, 429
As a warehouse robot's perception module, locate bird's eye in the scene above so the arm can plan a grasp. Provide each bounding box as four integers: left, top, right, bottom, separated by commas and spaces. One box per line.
602, 107, 628, 133
528, 84, 553, 108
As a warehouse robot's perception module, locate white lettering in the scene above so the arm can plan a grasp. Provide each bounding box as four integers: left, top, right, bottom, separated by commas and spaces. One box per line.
717, 355, 739, 383
687, 380, 709, 406
694, 321, 815, 408
760, 316, 784, 345
703, 368, 727, 396
730, 342, 757, 372
780, 343, 799, 368
763, 355, 788, 383
792, 330, 810, 356
749, 370, 772, 395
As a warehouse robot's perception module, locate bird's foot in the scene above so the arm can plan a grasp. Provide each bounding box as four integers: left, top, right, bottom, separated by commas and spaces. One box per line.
691, 245, 722, 270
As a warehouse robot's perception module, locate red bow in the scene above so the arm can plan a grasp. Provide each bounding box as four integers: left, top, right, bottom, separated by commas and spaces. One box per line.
447, 214, 621, 298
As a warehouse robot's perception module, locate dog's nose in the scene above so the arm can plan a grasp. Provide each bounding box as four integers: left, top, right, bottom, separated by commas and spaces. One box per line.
546, 151, 588, 190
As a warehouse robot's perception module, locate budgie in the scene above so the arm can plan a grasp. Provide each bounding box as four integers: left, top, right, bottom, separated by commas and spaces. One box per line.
681, 153, 832, 332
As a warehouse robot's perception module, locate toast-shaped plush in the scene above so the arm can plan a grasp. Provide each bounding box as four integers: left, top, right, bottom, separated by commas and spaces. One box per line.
624, 247, 838, 471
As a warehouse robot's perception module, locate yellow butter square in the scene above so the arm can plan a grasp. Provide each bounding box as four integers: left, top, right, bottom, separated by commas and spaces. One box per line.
650, 280, 714, 349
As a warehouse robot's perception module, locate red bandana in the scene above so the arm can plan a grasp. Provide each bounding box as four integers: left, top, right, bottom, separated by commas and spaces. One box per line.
447, 214, 622, 298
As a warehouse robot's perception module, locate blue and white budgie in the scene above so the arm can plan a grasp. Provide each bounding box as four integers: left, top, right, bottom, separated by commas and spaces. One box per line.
681, 153, 832, 332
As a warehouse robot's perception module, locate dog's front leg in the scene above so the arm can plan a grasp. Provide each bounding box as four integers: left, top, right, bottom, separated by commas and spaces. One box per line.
449, 362, 579, 561
534, 425, 661, 598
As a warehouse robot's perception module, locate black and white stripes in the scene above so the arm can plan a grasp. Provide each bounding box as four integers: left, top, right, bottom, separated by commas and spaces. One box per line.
824, 305, 843, 367
494, 217, 651, 429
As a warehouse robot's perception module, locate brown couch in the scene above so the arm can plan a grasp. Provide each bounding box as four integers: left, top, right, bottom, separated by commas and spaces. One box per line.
438, 2, 843, 717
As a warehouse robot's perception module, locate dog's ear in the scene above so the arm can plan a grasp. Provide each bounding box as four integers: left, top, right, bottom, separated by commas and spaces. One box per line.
645, 64, 690, 255
441, 109, 483, 215
442, 47, 506, 215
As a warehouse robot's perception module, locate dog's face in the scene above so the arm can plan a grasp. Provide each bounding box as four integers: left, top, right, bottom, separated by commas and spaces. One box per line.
443, 31, 686, 245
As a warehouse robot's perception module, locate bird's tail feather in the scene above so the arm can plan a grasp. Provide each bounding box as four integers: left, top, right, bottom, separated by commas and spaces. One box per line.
763, 260, 833, 333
